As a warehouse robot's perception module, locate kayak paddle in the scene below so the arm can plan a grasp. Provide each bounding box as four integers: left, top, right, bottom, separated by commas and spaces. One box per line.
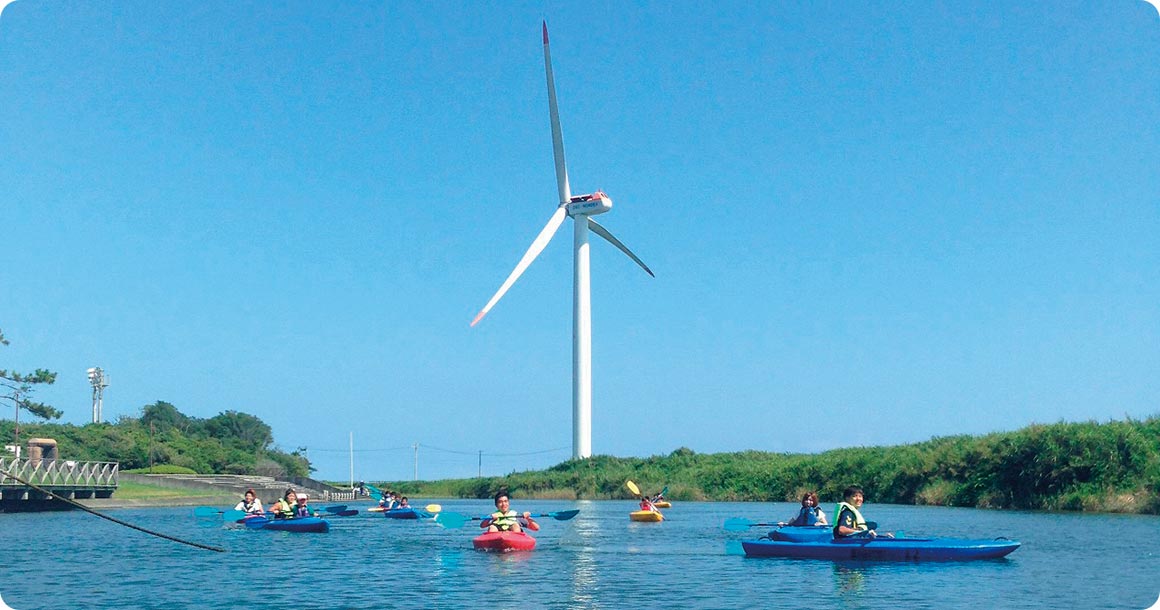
193, 506, 224, 518
322, 505, 348, 514
317, 509, 358, 517
364, 483, 384, 501
435, 509, 580, 529
723, 518, 787, 531
626, 480, 642, 497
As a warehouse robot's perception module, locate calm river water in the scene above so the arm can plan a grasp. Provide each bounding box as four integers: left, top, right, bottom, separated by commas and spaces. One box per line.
1, 500, 1157, 609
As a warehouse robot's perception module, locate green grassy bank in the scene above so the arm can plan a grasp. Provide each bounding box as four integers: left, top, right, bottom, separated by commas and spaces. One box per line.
372, 417, 1160, 514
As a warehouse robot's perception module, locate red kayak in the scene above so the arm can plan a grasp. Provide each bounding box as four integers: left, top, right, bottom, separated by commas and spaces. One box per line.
472, 531, 536, 552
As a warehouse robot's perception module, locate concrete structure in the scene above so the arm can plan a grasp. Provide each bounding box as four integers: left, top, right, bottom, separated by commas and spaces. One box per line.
0, 453, 118, 512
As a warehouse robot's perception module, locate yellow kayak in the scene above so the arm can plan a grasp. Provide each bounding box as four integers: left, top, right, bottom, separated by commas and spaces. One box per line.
630, 510, 664, 522
654, 501, 672, 508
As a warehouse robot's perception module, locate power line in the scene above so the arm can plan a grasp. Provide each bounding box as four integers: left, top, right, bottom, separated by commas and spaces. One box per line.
290, 443, 569, 457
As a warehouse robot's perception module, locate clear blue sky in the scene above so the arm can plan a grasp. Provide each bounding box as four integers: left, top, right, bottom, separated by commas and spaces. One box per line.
2, 1, 1157, 483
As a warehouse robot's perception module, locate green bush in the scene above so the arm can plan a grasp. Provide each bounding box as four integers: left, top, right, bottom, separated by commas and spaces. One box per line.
367, 416, 1160, 515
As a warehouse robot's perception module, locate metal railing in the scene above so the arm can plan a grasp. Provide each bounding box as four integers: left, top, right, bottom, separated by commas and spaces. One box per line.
0, 457, 119, 489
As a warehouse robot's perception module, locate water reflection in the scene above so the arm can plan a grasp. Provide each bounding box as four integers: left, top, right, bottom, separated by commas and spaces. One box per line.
567, 500, 599, 607
833, 562, 868, 596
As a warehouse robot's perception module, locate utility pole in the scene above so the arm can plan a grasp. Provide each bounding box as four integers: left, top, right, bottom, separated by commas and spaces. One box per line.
149, 422, 155, 473
413, 442, 419, 481
12, 386, 22, 452
478, 450, 482, 478
349, 432, 354, 490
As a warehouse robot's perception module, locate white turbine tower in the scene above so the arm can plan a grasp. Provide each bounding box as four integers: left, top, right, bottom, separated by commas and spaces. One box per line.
471, 22, 654, 460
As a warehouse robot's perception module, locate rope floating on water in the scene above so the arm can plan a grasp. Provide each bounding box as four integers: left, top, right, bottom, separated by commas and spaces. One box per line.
1, 467, 226, 553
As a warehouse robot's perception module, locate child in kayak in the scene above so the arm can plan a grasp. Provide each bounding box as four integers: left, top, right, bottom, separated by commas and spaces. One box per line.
484, 491, 539, 533
294, 494, 312, 518
640, 496, 657, 512
782, 491, 827, 526
234, 488, 264, 516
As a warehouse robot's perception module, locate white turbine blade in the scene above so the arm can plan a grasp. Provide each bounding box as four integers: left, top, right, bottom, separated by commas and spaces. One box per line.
543, 22, 571, 204
471, 206, 568, 327
588, 218, 655, 277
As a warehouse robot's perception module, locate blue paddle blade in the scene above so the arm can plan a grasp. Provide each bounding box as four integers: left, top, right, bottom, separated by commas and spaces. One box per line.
723, 518, 753, 532
223, 509, 247, 521
434, 512, 470, 529
193, 506, 221, 517
324, 505, 348, 513
334, 509, 358, 517
725, 540, 746, 556
548, 509, 580, 521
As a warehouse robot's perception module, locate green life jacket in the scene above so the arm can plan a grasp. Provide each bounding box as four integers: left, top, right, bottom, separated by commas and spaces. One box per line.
833, 501, 867, 535
274, 499, 295, 518
490, 509, 518, 531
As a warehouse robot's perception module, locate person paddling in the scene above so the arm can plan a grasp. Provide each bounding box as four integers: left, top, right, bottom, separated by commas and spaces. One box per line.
833, 486, 892, 538
272, 488, 298, 519
484, 491, 539, 533
639, 495, 657, 512
234, 488, 264, 516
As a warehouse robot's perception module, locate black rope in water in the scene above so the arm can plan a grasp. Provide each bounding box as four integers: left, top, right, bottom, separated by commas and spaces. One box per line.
1, 467, 226, 553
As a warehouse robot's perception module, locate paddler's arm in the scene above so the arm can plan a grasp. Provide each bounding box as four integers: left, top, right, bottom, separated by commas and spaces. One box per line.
835, 509, 870, 537
522, 512, 540, 531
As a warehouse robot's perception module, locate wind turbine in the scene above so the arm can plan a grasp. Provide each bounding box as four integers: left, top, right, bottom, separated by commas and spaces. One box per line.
470, 22, 654, 460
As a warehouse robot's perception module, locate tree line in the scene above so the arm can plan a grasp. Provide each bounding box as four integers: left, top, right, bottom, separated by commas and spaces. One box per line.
2, 326, 308, 477
383, 417, 1160, 515
0, 401, 310, 478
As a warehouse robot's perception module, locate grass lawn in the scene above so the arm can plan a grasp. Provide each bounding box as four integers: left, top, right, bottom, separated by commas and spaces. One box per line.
113, 481, 231, 500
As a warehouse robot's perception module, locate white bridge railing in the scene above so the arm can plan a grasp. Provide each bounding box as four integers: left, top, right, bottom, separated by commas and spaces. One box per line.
0, 457, 119, 489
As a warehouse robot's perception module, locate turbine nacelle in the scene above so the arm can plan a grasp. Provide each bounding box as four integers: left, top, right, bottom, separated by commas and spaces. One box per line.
565, 191, 612, 217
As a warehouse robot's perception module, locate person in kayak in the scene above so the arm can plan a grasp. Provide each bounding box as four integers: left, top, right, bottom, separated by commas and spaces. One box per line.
294, 494, 312, 518
233, 488, 264, 515
781, 491, 827, 526
271, 488, 298, 519
378, 491, 398, 510
639, 495, 657, 512
833, 486, 892, 538
398, 497, 410, 509
485, 491, 540, 533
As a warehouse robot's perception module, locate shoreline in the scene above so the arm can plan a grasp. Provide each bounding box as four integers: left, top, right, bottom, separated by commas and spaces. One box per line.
77, 494, 237, 509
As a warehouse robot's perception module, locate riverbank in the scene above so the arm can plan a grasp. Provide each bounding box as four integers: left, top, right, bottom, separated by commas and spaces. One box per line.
73, 479, 235, 509
372, 418, 1160, 515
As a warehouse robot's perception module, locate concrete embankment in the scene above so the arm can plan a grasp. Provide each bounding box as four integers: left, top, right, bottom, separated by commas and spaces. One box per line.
78, 495, 237, 509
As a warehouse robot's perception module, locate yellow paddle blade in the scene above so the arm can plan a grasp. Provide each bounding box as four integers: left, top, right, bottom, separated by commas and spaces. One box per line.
626, 480, 641, 496
425, 504, 442, 513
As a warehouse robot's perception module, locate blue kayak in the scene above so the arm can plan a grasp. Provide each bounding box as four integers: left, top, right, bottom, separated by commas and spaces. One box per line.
244, 516, 330, 533
382, 508, 422, 520
767, 525, 832, 542
742, 535, 1019, 561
